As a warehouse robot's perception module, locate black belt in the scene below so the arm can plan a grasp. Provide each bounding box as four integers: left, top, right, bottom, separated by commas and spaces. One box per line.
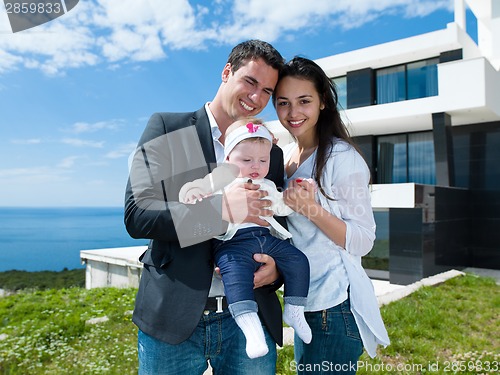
204, 296, 228, 313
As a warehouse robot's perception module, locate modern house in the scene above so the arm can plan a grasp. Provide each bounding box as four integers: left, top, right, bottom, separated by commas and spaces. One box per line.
273, 0, 499, 284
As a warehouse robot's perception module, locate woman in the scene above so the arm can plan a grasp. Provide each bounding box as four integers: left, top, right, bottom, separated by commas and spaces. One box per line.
273, 57, 389, 374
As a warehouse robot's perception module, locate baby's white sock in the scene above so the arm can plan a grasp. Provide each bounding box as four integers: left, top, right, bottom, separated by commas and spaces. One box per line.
283, 304, 312, 344
234, 312, 269, 359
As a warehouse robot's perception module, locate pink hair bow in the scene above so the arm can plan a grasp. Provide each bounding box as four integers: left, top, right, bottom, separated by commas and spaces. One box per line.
246, 122, 260, 133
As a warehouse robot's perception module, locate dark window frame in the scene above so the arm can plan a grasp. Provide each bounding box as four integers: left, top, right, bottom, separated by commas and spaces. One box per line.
375, 57, 439, 105
376, 130, 436, 185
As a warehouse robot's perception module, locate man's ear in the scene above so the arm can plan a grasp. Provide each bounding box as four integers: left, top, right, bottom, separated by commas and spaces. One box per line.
221, 63, 232, 82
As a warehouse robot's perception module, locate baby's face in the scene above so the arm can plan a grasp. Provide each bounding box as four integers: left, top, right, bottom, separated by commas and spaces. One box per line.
226, 140, 272, 180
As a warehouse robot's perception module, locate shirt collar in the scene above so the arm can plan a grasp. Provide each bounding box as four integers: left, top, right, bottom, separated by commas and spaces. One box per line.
205, 102, 225, 163
205, 102, 221, 140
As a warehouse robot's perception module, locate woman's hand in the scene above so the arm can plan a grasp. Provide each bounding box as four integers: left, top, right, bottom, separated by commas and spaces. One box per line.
283, 178, 320, 218
286, 178, 347, 248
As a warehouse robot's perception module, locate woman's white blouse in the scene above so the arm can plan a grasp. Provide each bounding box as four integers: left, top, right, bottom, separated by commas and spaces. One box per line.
282, 139, 389, 358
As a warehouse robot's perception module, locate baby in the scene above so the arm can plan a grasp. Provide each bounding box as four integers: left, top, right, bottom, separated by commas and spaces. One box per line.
179, 118, 311, 359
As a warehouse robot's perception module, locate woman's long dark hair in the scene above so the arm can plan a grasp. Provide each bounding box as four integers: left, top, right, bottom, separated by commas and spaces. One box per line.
273, 56, 358, 199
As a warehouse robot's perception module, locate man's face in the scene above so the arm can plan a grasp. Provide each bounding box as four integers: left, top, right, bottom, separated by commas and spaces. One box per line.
221, 58, 279, 121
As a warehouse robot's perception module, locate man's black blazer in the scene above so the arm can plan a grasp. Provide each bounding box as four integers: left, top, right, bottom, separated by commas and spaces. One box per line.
124, 107, 284, 346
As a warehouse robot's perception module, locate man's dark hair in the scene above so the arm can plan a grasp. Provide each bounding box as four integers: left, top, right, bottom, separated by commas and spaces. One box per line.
227, 39, 284, 72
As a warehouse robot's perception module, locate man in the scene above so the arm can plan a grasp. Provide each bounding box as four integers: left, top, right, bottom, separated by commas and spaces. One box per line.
125, 40, 285, 374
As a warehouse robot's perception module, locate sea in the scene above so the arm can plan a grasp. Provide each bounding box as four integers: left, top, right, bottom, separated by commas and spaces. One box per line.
0, 207, 390, 273
0, 207, 148, 272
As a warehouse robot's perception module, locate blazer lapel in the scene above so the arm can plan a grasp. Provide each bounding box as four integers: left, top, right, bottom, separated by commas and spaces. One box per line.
192, 107, 216, 171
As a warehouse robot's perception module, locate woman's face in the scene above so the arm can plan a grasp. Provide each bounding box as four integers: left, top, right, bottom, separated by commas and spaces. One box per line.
274, 76, 323, 142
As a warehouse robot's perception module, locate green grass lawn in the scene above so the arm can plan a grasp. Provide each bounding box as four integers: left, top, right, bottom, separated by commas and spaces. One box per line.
277, 273, 499, 375
0, 273, 498, 374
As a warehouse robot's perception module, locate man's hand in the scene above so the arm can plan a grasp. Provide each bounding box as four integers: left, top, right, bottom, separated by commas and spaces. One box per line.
253, 253, 280, 289
222, 181, 273, 226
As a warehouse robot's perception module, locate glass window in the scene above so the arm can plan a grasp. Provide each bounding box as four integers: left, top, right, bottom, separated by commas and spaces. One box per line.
332, 76, 347, 110
376, 65, 406, 104
362, 209, 389, 271
408, 132, 436, 184
377, 134, 407, 183
377, 132, 436, 184
375, 58, 438, 105
407, 59, 438, 99
465, 7, 478, 44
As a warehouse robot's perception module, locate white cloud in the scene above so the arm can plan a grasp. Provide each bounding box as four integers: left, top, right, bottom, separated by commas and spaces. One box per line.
105, 142, 137, 159
0, 166, 70, 183
85, 179, 106, 186
220, 0, 454, 40
98, 26, 165, 62
0, 3, 99, 75
404, 1, 454, 17
61, 138, 105, 148
10, 138, 42, 144
67, 120, 122, 133
58, 155, 81, 168
0, 0, 453, 75
0, 49, 23, 74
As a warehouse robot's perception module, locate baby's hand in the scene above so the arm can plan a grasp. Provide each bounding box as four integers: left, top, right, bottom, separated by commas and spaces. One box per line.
182, 188, 212, 204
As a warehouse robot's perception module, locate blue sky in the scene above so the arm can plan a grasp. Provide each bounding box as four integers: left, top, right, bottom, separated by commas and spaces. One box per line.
0, 0, 460, 207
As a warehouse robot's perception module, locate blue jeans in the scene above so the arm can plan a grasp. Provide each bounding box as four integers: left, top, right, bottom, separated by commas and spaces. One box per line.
214, 227, 309, 317
294, 297, 363, 374
138, 309, 277, 375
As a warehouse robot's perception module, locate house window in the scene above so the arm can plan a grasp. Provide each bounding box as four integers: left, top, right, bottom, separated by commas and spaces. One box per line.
376, 58, 438, 104
362, 209, 389, 273
407, 59, 439, 100
331, 76, 347, 110
408, 132, 436, 184
377, 134, 407, 183
376, 66, 406, 104
377, 131, 435, 184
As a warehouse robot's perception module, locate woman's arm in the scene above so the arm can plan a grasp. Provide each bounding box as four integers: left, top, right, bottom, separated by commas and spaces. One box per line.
284, 179, 347, 248
284, 147, 375, 256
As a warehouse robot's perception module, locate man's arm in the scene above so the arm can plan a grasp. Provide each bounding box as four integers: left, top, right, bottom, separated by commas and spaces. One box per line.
253, 253, 282, 289
124, 113, 228, 246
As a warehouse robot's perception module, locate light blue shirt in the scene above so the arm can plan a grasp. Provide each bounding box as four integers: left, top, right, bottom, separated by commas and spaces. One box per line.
283, 140, 389, 357
283, 146, 349, 312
